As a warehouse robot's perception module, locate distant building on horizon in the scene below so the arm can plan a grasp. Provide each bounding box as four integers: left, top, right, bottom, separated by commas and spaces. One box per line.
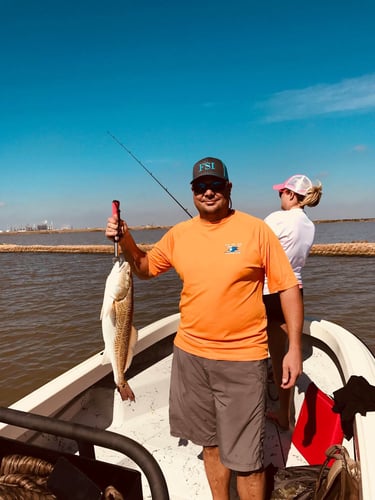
7, 220, 55, 232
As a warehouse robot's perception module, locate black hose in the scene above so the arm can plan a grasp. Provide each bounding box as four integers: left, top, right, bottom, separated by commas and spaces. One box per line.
0, 406, 169, 500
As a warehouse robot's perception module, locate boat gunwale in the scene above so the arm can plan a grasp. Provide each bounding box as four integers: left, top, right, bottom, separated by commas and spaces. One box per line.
2, 314, 375, 498
0, 313, 180, 439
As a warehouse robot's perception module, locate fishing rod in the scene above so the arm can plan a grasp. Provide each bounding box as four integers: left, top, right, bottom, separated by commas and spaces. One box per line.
107, 131, 193, 219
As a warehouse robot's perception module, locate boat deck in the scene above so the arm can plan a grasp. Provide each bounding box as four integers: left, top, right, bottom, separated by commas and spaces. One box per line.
23, 332, 352, 499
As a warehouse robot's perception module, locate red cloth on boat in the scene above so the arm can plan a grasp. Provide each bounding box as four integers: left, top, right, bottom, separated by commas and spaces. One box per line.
332, 375, 375, 439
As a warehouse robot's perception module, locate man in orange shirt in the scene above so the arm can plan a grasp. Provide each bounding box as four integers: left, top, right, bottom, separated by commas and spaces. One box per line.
106, 157, 303, 500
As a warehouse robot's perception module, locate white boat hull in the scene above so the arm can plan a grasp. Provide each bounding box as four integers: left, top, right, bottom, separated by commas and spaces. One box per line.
1, 314, 374, 499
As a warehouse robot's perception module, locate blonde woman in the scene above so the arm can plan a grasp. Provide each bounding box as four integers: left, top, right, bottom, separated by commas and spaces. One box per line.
263, 174, 323, 430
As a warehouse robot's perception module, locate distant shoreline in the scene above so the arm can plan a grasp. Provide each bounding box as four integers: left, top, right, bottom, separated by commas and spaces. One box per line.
0, 225, 171, 236
1, 218, 374, 235
313, 217, 375, 224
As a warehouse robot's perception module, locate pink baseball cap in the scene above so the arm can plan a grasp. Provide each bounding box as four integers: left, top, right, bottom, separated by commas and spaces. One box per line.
273, 174, 313, 196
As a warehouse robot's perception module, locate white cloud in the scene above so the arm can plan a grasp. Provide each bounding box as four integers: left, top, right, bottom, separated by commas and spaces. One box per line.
352, 144, 368, 152
258, 74, 375, 122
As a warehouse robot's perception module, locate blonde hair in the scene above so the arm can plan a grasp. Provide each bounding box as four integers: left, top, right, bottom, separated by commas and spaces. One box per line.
297, 182, 323, 208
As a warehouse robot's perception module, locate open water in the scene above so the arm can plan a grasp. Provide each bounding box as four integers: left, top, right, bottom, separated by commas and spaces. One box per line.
0, 220, 374, 407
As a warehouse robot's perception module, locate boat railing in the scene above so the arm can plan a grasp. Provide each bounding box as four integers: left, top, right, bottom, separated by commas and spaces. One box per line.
0, 406, 170, 500
307, 318, 375, 500
1, 313, 180, 437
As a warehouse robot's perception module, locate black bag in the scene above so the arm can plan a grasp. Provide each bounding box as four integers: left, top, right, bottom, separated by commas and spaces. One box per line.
314, 444, 360, 500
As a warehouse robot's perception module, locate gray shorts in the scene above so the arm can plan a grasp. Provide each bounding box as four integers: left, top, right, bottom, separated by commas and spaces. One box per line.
169, 346, 267, 472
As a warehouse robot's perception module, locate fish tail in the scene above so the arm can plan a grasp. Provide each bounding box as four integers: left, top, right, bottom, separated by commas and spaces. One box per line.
117, 381, 135, 402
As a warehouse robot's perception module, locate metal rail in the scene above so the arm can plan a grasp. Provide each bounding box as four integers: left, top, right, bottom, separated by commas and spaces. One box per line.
0, 406, 169, 500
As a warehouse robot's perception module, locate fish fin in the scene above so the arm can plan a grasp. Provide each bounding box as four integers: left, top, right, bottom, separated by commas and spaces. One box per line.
100, 300, 116, 321
101, 349, 111, 364
118, 381, 136, 402
110, 301, 117, 322
124, 325, 138, 371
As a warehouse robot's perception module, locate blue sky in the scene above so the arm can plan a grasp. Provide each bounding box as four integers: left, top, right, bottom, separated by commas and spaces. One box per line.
1, 0, 374, 230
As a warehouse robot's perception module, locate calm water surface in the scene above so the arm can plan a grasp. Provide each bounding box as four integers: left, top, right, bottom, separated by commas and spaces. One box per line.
0, 221, 374, 407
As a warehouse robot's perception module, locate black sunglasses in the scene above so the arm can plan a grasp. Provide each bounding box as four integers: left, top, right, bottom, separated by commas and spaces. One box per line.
192, 179, 227, 195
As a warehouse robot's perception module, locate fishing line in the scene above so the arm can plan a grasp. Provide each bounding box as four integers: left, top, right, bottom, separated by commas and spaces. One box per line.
107, 131, 193, 219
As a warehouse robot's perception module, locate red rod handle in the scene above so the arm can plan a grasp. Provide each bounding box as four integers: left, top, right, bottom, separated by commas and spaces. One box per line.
112, 200, 120, 219
112, 200, 121, 258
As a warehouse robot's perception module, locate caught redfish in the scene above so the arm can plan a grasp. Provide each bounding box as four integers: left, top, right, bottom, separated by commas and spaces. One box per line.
101, 259, 138, 401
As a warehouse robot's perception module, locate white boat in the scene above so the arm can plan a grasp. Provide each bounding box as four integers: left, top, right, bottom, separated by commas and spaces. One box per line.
1, 314, 375, 499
